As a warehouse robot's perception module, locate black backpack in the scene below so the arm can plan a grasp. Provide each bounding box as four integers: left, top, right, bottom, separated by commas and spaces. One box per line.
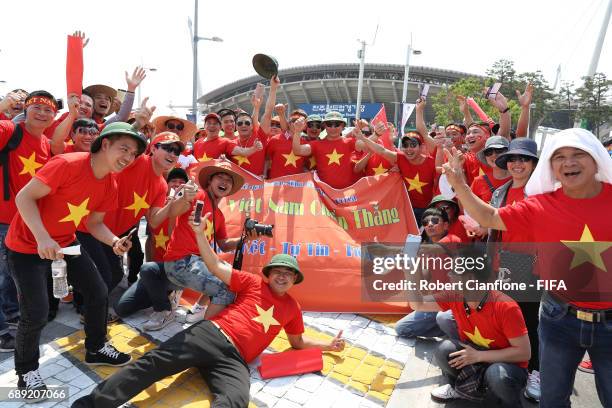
0, 124, 24, 201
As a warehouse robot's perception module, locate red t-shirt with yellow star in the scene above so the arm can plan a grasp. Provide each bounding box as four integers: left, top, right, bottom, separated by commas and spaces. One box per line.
463, 152, 493, 186
5, 152, 118, 254
150, 218, 174, 262
364, 139, 394, 176
212, 270, 304, 363
83, 154, 167, 236
229, 127, 268, 177
164, 190, 228, 261
193, 137, 236, 162
436, 290, 528, 368
498, 183, 612, 309
470, 174, 511, 203
396, 153, 437, 209
0, 121, 51, 224
266, 133, 309, 179
310, 136, 358, 189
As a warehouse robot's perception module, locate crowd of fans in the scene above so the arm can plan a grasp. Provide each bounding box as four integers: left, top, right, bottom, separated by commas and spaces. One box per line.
0, 47, 611, 408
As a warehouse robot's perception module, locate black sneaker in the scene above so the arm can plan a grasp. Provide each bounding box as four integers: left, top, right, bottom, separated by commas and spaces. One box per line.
6, 316, 19, 327
17, 369, 48, 403
0, 332, 15, 352
85, 342, 131, 366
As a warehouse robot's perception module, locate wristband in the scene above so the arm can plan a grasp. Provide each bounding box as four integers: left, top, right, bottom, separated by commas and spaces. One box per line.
500, 107, 510, 114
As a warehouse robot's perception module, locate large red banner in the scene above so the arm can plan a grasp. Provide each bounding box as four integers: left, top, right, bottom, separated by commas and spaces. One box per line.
190, 160, 418, 313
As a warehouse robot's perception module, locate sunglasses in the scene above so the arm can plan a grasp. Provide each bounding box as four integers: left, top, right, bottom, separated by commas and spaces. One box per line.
325, 121, 343, 128
362, 129, 372, 136
76, 127, 99, 136
166, 122, 184, 131
271, 122, 281, 128
506, 155, 532, 163
484, 147, 507, 157
307, 122, 322, 129
422, 216, 441, 226
236, 120, 251, 127
402, 140, 419, 148
156, 143, 182, 156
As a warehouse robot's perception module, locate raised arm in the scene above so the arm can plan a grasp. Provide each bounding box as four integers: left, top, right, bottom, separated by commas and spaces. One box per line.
442, 147, 507, 230
190, 212, 232, 285
259, 76, 280, 135
50, 94, 79, 155
515, 83, 533, 138
275, 104, 289, 131
457, 95, 474, 127
415, 98, 434, 154
354, 129, 398, 164
488, 91, 511, 139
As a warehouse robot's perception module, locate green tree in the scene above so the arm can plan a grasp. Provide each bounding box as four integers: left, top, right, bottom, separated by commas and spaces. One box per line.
554, 81, 576, 129
575, 73, 612, 138
486, 59, 519, 98
514, 71, 555, 137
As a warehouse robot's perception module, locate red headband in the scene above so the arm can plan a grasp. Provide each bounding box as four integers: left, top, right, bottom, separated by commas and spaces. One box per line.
445, 124, 465, 134
469, 123, 491, 135
25, 96, 57, 112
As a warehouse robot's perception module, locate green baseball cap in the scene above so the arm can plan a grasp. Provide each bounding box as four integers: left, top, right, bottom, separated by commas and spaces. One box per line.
322, 111, 347, 124
262, 254, 303, 284
90, 122, 147, 155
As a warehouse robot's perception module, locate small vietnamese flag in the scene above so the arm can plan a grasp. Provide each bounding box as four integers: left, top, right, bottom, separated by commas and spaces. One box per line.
370, 104, 393, 149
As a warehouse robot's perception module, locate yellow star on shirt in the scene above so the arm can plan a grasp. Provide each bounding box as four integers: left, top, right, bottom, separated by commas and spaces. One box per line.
561, 225, 611, 272
372, 163, 388, 175
404, 173, 428, 194
198, 152, 213, 162
234, 155, 251, 166
204, 219, 214, 242
464, 326, 494, 349
309, 156, 317, 169
18, 152, 43, 177
124, 191, 150, 217
59, 198, 91, 227
154, 229, 169, 249
478, 167, 485, 176
326, 149, 344, 165
282, 151, 300, 168
252, 304, 280, 333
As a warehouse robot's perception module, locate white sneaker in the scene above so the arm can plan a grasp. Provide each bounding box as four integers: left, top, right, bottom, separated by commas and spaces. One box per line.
168, 290, 183, 311
524, 370, 540, 402
185, 303, 207, 323
430, 384, 459, 401
143, 310, 174, 331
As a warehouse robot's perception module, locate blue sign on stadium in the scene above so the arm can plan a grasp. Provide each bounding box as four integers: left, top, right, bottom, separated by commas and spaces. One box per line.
298, 103, 382, 121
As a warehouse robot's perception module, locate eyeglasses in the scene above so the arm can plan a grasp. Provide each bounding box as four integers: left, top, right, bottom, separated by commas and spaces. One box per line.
76, 127, 99, 136
402, 140, 419, 148
156, 143, 182, 156
362, 129, 372, 136
236, 120, 251, 127
422, 216, 441, 226
166, 122, 184, 131
271, 122, 281, 128
484, 148, 507, 157
307, 122, 322, 129
507, 155, 532, 163
325, 121, 343, 128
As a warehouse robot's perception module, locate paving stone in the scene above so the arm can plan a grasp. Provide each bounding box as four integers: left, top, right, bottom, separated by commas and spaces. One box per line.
68, 374, 94, 389
39, 363, 66, 378
350, 316, 371, 329
293, 373, 324, 393
273, 399, 302, 408
283, 386, 312, 405
261, 375, 298, 397
253, 390, 279, 407
250, 378, 266, 395
53, 366, 82, 382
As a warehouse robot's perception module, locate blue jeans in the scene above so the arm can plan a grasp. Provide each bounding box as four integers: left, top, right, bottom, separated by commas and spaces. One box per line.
396, 311, 445, 338
164, 255, 235, 305
539, 292, 612, 407
435, 339, 527, 408
115, 262, 179, 317
0, 223, 19, 336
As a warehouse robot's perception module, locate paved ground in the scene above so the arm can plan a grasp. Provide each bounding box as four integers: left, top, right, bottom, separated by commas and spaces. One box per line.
0, 297, 602, 407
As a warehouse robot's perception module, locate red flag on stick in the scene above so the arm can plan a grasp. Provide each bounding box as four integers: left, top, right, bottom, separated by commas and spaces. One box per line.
66, 35, 83, 97
370, 104, 393, 149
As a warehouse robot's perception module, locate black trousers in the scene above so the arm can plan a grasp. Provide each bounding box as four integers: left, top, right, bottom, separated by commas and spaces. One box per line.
72, 320, 250, 408
126, 225, 144, 284
518, 300, 540, 372
8, 248, 108, 374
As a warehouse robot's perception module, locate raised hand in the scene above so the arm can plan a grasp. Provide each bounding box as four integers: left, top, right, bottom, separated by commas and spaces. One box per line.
327, 330, 345, 352
486, 88, 509, 112
189, 211, 211, 235
126, 67, 147, 92
456, 95, 468, 112
373, 122, 386, 136
415, 97, 426, 112
71, 30, 90, 48
516, 82, 533, 108
134, 97, 156, 126
274, 103, 286, 115
290, 117, 306, 134
270, 75, 281, 90
67, 93, 80, 117
0, 90, 26, 111
441, 147, 466, 188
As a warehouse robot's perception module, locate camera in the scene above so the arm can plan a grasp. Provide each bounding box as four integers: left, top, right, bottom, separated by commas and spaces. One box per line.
244, 217, 274, 237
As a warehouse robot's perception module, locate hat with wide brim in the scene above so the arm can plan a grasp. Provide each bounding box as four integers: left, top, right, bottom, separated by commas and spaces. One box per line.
322, 111, 347, 124
427, 194, 459, 210
252, 54, 279, 79
90, 122, 147, 155
495, 138, 539, 170
152, 116, 198, 144
83, 84, 117, 100
476, 135, 509, 165
190, 160, 244, 195
262, 254, 303, 284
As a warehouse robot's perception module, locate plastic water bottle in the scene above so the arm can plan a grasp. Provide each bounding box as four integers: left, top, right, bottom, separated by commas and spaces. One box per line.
51, 259, 69, 299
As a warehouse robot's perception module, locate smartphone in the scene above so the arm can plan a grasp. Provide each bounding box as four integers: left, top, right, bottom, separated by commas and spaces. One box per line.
254, 83, 265, 100
126, 227, 138, 241
487, 82, 502, 99
420, 84, 430, 100
193, 200, 204, 225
